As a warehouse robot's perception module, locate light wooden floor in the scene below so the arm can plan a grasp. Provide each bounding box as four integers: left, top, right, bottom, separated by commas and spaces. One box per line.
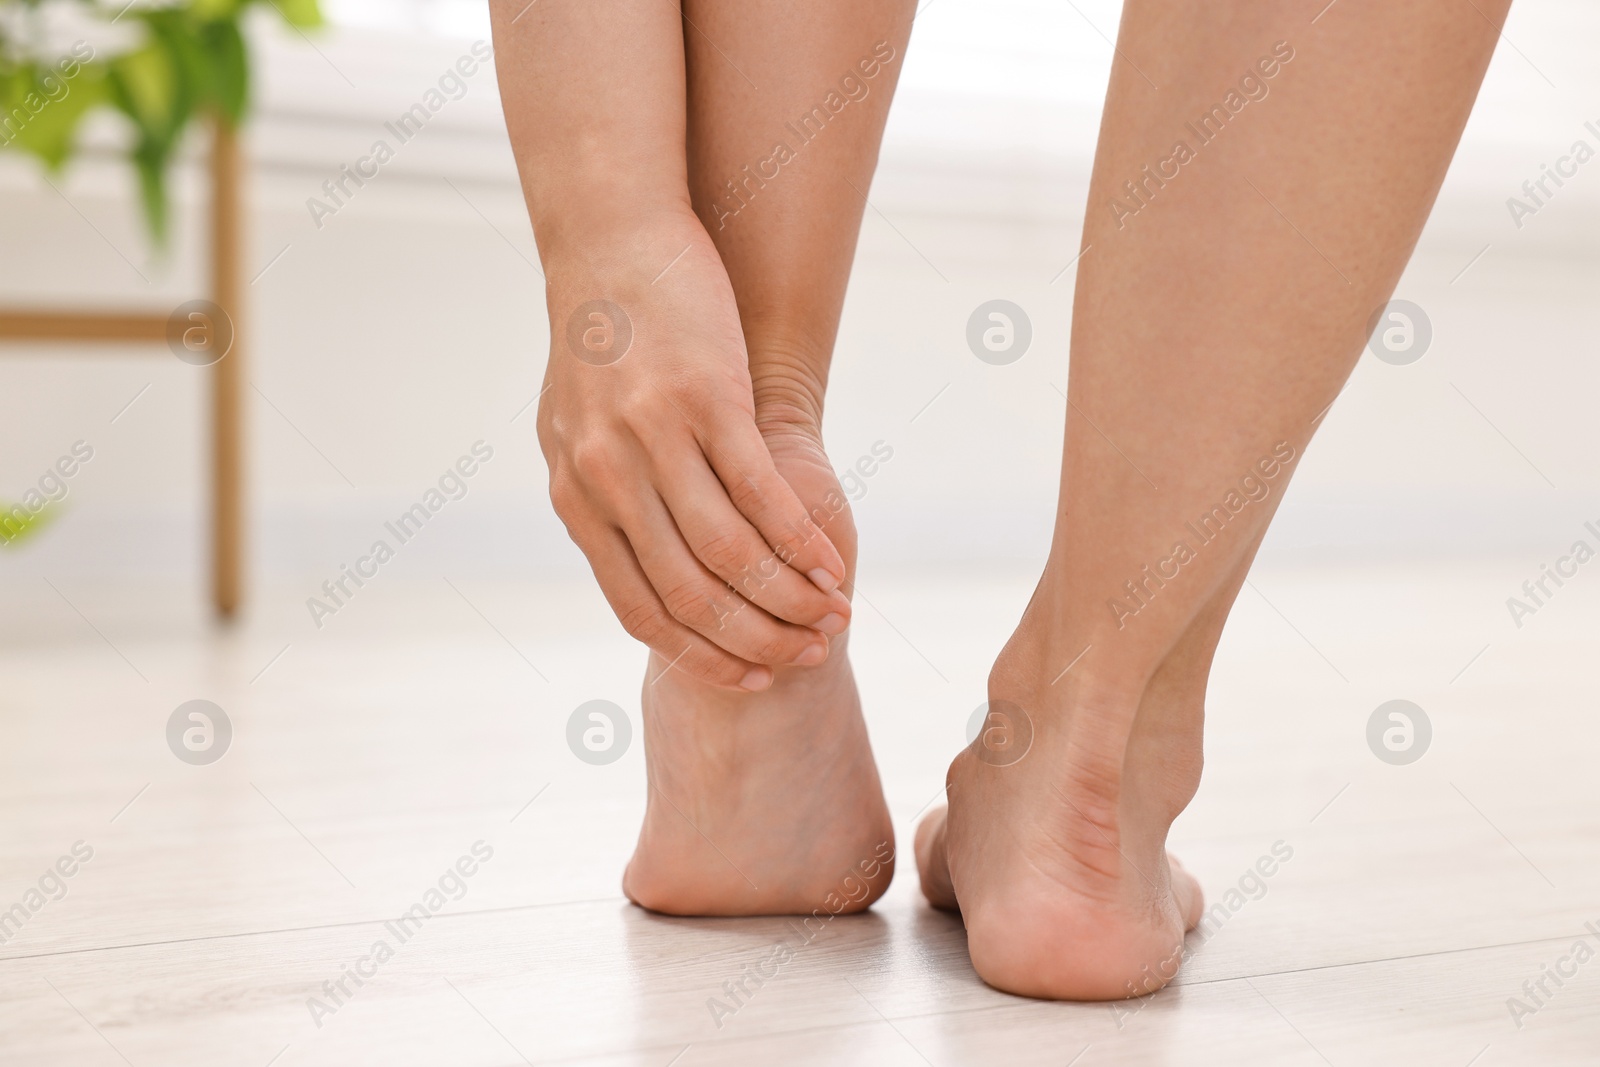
2, 562, 1597, 1065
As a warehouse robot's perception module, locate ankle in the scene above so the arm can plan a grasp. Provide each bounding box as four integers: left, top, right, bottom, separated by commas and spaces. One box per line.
989, 596, 1148, 724
748, 338, 832, 436
987, 597, 1204, 840
741, 379, 859, 579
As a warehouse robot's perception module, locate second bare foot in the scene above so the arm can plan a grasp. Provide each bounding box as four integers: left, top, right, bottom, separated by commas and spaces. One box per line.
916, 622, 1204, 1000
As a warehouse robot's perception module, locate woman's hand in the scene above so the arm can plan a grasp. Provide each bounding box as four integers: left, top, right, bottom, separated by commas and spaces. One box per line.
538, 211, 852, 691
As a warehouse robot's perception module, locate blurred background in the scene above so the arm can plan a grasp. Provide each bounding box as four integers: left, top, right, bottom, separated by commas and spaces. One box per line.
2, 0, 1596, 614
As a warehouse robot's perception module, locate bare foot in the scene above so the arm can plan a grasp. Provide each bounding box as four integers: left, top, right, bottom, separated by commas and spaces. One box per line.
623, 423, 896, 915
915, 616, 1205, 1000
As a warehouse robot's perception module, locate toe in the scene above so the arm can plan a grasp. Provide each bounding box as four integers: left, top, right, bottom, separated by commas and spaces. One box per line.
914, 806, 959, 912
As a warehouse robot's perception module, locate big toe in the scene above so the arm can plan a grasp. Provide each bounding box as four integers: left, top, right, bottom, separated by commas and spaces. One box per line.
914, 806, 959, 912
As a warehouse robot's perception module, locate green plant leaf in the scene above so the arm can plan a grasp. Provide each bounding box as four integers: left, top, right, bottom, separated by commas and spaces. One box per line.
0, 0, 325, 248
189, 0, 248, 19
107, 41, 180, 138
259, 0, 323, 30
5, 66, 107, 169
108, 33, 195, 243
132, 141, 171, 245
0, 501, 58, 548
199, 18, 249, 124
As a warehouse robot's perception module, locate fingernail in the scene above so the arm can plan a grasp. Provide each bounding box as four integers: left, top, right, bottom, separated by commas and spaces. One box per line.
808, 567, 841, 594
739, 666, 773, 691
793, 642, 828, 667
814, 612, 848, 636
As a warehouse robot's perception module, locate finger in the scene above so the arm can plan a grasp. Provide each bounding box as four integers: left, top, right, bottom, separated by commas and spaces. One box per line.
693, 404, 849, 593
621, 493, 831, 666
653, 454, 850, 635
572, 520, 775, 691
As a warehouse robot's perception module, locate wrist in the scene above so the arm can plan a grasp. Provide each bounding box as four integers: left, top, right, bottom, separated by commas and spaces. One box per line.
535, 193, 699, 286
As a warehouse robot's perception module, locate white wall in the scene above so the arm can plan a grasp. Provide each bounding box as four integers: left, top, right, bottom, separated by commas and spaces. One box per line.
2, 0, 1598, 602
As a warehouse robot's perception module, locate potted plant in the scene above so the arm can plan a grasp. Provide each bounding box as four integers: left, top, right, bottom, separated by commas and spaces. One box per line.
1, 0, 321, 561
0, 0, 322, 240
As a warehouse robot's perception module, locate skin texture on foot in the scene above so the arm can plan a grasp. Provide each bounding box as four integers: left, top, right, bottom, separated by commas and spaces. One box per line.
624, 424, 896, 916
624, 633, 895, 915
915, 605, 1208, 1001
915, 739, 1205, 1001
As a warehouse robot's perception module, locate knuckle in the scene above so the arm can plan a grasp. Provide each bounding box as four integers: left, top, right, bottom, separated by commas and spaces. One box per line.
723, 476, 768, 518
534, 410, 558, 451
769, 527, 808, 567
659, 578, 724, 630
569, 441, 622, 484
697, 527, 753, 579
685, 644, 742, 684
616, 395, 655, 433
744, 631, 798, 666
547, 471, 584, 515
622, 388, 694, 437
617, 600, 669, 645
729, 558, 786, 608
703, 391, 753, 430
764, 503, 820, 557
695, 659, 747, 689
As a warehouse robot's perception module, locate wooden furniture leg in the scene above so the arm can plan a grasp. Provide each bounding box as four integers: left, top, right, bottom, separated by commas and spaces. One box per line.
210, 116, 244, 619
1, 114, 247, 619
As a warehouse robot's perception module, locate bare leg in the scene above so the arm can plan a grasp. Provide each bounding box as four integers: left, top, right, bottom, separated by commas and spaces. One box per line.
916, 0, 1510, 998
491, 0, 857, 695
620, 1, 918, 913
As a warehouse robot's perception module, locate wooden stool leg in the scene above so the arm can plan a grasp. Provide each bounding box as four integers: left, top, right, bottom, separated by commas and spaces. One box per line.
211, 116, 244, 619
